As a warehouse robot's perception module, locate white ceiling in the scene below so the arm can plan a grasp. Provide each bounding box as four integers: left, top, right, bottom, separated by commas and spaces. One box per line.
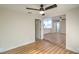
0, 4, 79, 17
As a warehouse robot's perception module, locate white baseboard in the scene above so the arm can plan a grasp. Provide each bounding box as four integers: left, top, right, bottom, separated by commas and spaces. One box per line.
66, 47, 79, 53
0, 40, 35, 53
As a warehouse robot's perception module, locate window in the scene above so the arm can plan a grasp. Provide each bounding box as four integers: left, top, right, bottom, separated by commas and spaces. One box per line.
56, 22, 60, 32
43, 17, 52, 29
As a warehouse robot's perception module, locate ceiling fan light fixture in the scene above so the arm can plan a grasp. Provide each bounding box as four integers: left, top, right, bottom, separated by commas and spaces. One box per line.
26, 4, 57, 16
39, 11, 44, 14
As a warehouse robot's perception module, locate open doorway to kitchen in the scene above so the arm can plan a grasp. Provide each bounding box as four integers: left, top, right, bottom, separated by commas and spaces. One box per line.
43, 15, 66, 48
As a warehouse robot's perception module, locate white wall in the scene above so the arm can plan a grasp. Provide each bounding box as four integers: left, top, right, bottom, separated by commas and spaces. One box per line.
0, 8, 35, 52
66, 7, 79, 53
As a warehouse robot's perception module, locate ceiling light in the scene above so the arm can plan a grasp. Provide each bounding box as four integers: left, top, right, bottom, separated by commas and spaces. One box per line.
39, 11, 44, 14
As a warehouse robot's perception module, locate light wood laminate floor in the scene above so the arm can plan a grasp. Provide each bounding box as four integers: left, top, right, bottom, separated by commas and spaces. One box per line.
44, 33, 66, 48
2, 40, 76, 54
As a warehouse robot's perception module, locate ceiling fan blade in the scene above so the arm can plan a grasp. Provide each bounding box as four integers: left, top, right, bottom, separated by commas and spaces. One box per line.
26, 8, 40, 11
45, 4, 57, 10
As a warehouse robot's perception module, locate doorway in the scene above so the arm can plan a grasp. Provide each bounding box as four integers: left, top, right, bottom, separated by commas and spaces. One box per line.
35, 19, 41, 41
43, 15, 66, 48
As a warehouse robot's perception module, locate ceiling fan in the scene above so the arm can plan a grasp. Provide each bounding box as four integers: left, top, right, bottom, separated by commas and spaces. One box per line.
26, 4, 57, 16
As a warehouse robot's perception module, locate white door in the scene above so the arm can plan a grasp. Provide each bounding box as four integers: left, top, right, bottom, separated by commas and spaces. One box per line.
35, 19, 41, 41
